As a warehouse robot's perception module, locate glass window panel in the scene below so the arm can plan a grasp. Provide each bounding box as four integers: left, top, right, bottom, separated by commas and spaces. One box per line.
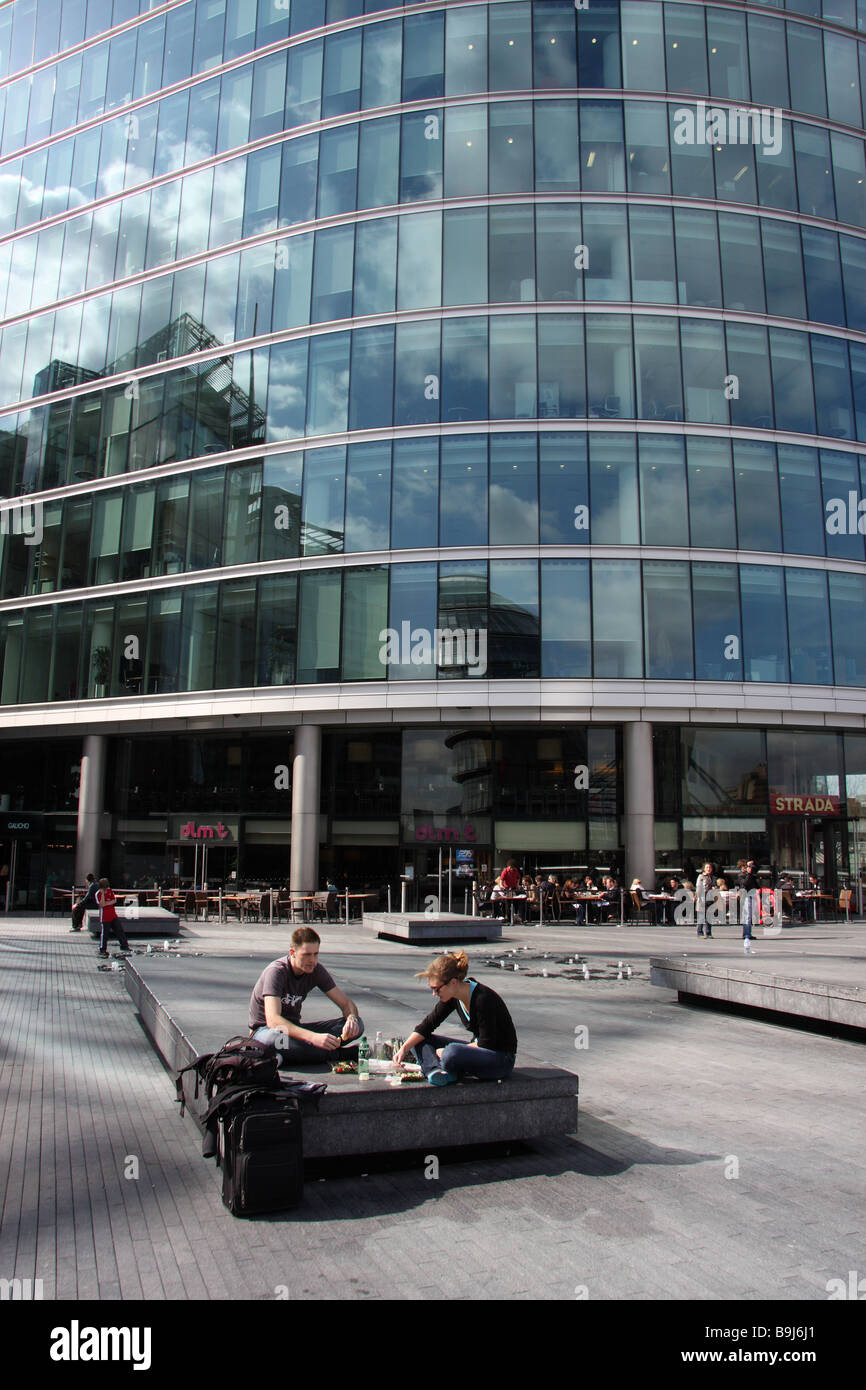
581, 100, 626, 191
852, 342, 866, 441
755, 127, 798, 212
534, 100, 579, 191
687, 437, 735, 548
794, 123, 836, 220
403, 11, 444, 101
345, 441, 391, 553
692, 561, 742, 680
713, 139, 757, 207
638, 434, 686, 544
812, 334, 855, 442
322, 29, 362, 119
50, 604, 84, 702
119, 484, 155, 581
725, 323, 774, 429
540, 432, 589, 544
719, 214, 765, 312
297, 570, 342, 682
536, 204, 582, 302
787, 22, 827, 118
589, 433, 638, 543
443, 208, 487, 306
312, 224, 354, 322
256, 574, 296, 687
489, 559, 539, 678
621, 2, 665, 89
629, 206, 676, 304
769, 327, 816, 434
180, 585, 218, 691
19, 610, 53, 704
825, 33, 862, 127
442, 317, 488, 423
490, 434, 537, 544
342, 566, 389, 679
489, 206, 534, 303
786, 567, 832, 684
741, 565, 789, 682
440, 435, 487, 547
437, 559, 488, 680
397, 211, 442, 310
362, 18, 402, 108
353, 217, 397, 315
391, 439, 438, 549
186, 471, 224, 571
625, 101, 670, 195
90, 493, 123, 584
635, 316, 682, 422
578, 1, 620, 86
762, 220, 807, 320
489, 2, 531, 90
348, 323, 394, 431
734, 440, 782, 552
681, 319, 728, 425
394, 320, 440, 427
244, 147, 281, 237
803, 227, 845, 326
357, 115, 399, 209
291, 0, 325, 37
286, 40, 323, 128
489, 102, 533, 193
445, 4, 487, 95
234, 244, 274, 342
664, 3, 707, 95
266, 339, 309, 442
830, 131, 866, 227
669, 106, 716, 199
707, 10, 749, 100
272, 231, 313, 330
318, 125, 358, 217
583, 205, 628, 300
279, 135, 318, 226
778, 445, 823, 555
400, 109, 443, 201
261, 451, 302, 562
586, 314, 634, 419
541, 558, 590, 675
214, 580, 257, 689
643, 560, 693, 678
152, 476, 189, 578
830, 572, 866, 684
538, 314, 585, 420
490, 315, 536, 420
533, 2, 576, 89
306, 334, 350, 436
225, 0, 257, 59
444, 104, 488, 197
821, 448, 864, 560
841, 235, 866, 332
222, 463, 262, 567
386, 561, 437, 679
592, 559, 642, 676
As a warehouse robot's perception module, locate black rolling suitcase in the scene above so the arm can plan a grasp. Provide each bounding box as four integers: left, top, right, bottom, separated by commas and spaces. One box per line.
218, 1091, 303, 1217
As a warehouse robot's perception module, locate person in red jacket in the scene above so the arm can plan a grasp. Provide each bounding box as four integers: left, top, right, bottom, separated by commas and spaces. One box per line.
97, 878, 131, 956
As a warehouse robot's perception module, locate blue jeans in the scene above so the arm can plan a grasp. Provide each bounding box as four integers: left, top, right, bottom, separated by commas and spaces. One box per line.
413, 1033, 516, 1082
742, 892, 756, 939
253, 1015, 364, 1066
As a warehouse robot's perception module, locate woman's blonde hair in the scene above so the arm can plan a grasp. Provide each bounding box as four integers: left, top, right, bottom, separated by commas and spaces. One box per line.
415, 949, 470, 984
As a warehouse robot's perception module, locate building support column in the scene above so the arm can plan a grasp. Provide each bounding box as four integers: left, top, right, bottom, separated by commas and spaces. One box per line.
75, 735, 106, 883
624, 721, 656, 888
290, 724, 321, 900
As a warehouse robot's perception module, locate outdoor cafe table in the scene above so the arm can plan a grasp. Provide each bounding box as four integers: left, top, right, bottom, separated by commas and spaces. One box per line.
795, 891, 835, 921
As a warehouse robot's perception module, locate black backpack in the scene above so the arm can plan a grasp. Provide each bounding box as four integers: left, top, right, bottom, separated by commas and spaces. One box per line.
175, 1034, 281, 1117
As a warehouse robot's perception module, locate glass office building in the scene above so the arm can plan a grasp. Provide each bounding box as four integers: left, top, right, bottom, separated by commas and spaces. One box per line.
1, 0, 866, 905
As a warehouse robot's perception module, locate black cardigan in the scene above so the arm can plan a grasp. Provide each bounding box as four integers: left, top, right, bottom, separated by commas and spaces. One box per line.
416, 979, 518, 1056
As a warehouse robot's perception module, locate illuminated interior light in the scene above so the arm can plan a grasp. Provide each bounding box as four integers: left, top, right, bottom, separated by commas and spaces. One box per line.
587, 151, 596, 166
733, 166, 747, 182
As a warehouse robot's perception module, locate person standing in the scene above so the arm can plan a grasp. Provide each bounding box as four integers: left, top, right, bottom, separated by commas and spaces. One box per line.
738, 859, 760, 953
97, 878, 131, 956
394, 949, 517, 1086
695, 863, 715, 938
71, 872, 99, 932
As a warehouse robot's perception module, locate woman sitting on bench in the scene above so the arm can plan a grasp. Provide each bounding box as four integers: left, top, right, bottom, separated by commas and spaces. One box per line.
394, 949, 517, 1086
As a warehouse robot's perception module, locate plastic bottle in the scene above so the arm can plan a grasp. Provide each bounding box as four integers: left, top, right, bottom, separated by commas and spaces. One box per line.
358, 1036, 370, 1081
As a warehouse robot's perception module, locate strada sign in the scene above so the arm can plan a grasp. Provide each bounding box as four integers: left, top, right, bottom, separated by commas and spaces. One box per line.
771, 795, 841, 815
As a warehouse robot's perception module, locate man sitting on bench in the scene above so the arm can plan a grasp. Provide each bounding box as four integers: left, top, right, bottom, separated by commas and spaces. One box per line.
249, 926, 364, 1066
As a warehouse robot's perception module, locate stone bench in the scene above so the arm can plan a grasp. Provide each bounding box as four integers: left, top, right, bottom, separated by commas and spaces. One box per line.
86, 905, 181, 938
363, 911, 503, 944
124, 957, 578, 1159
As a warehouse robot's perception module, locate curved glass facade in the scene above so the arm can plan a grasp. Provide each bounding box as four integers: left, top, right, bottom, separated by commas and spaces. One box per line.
2, 0, 866, 900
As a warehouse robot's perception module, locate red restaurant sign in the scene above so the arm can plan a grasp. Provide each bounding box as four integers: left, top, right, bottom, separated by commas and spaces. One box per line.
180, 821, 232, 839
771, 795, 841, 815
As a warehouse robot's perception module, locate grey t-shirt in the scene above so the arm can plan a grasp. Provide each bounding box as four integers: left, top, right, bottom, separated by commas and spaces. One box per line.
249, 956, 337, 1029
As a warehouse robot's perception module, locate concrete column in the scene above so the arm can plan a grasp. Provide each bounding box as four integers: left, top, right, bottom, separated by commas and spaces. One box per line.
624, 721, 656, 889
75, 734, 106, 883
290, 725, 321, 899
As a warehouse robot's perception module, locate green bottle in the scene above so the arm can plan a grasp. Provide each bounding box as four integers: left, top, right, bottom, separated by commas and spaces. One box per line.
358, 1035, 370, 1081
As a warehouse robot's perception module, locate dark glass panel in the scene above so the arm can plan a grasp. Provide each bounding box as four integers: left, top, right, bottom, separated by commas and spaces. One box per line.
345, 441, 391, 553
733, 440, 782, 552
348, 323, 395, 431
440, 434, 487, 547
740, 565, 789, 683
643, 559, 694, 678
692, 563, 742, 681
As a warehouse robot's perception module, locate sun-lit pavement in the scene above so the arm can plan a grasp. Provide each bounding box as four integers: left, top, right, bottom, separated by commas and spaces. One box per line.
1, 912, 864, 1302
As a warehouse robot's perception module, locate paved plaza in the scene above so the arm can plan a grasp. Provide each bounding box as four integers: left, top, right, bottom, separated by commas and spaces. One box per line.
0, 912, 864, 1303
